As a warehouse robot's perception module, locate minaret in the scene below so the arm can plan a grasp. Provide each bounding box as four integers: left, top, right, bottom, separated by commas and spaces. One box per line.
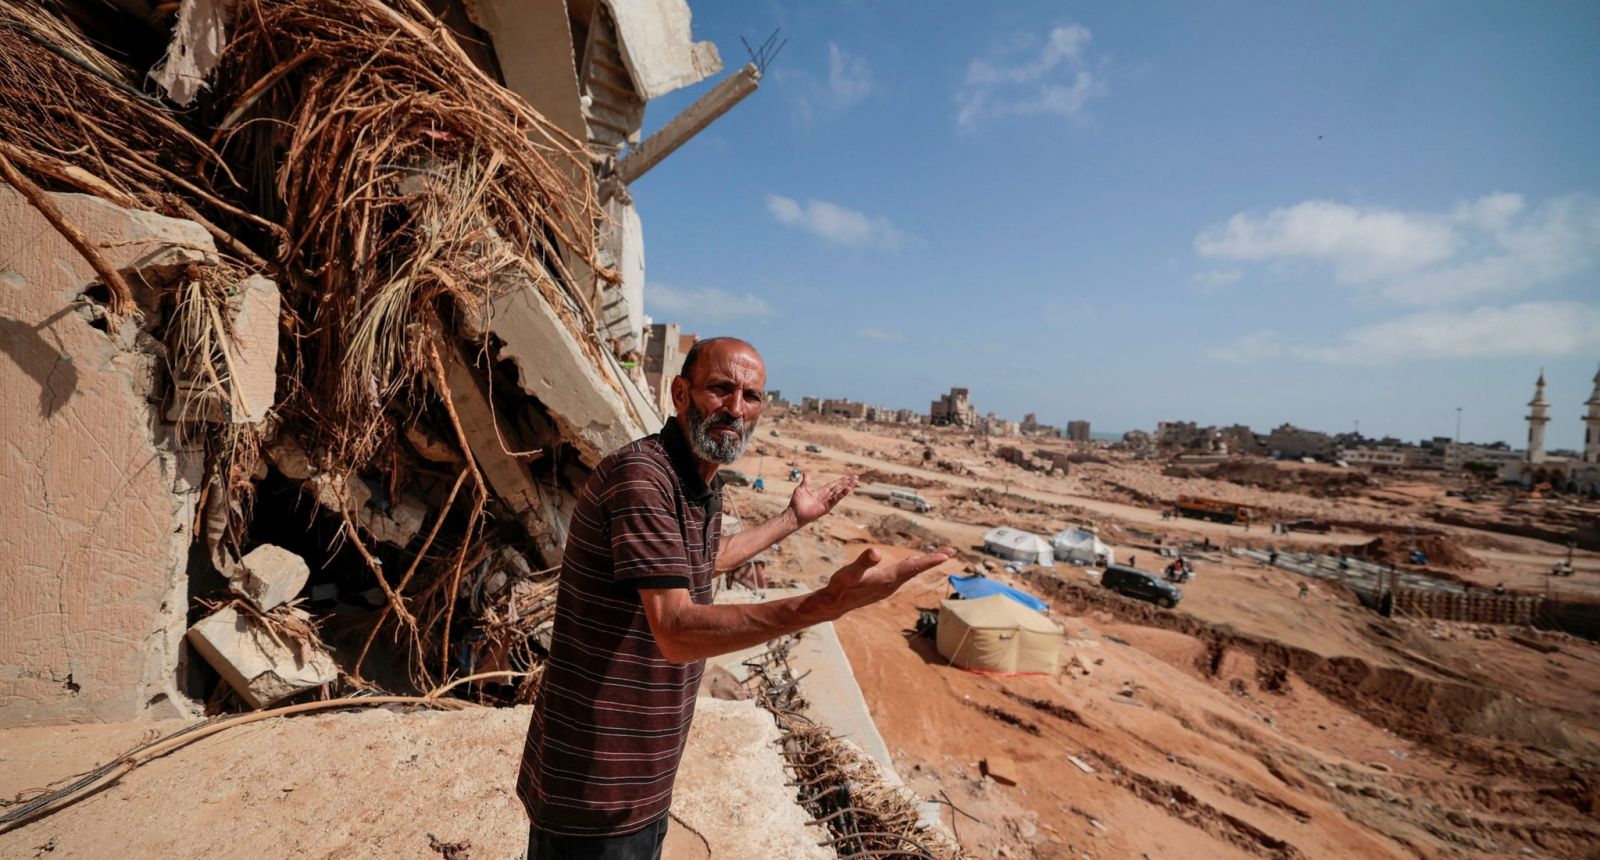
1527, 370, 1550, 464
1584, 365, 1600, 464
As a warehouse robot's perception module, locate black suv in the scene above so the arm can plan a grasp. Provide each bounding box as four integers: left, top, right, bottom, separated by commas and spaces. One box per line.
1101, 565, 1183, 608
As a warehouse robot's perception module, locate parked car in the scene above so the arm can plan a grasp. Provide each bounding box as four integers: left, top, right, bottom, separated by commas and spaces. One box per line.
804, 444, 823, 453
1100, 564, 1182, 608
720, 469, 752, 487
888, 489, 932, 513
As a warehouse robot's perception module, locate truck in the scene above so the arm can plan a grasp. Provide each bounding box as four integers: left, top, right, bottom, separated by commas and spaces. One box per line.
1174, 495, 1255, 525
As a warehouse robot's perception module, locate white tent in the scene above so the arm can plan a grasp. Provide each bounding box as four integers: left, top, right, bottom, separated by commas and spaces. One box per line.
1051, 527, 1113, 566
937, 595, 1064, 674
982, 526, 1054, 566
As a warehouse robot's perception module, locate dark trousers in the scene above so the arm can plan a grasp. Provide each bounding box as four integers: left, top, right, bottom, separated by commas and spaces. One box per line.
528, 816, 668, 860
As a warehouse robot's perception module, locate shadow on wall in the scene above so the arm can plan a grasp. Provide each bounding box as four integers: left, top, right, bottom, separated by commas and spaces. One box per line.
1, 304, 82, 418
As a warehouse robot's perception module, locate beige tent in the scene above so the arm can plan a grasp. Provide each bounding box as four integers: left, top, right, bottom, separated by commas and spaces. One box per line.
936, 595, 1063, 674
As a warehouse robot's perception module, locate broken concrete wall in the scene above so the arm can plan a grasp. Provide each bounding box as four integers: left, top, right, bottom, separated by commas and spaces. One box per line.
597, 195, 646, 356
605, 0, 722, 100
460, 259, 649, 467
0, 185, 214, 726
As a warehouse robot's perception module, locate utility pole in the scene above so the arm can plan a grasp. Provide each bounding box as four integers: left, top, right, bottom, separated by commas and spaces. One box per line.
1455, 407, 1463, 443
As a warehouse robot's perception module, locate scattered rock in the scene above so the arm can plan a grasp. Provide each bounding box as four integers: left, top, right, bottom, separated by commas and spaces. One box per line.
982, 754, 1019, 786
230, 544, 310, 611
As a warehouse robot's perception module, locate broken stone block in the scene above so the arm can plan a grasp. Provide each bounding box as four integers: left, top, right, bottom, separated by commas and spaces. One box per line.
165, 274, 280, 424
982, 755, 1019, 786
265, 432, 314, 480
186, 606, 338, 708
230, 544, 309, 611
363, 494, 426, 546
308, 471, 372, 513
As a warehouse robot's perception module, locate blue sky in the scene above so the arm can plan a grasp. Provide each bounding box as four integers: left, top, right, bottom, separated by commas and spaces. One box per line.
632, 1, 1600, 449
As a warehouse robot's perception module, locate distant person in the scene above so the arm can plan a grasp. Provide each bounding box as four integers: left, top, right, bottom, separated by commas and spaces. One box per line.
1127, 554, 1136, 568
1494, 581, 1507, 595
1298, 582, 1310, 600
517, 337, 952, 858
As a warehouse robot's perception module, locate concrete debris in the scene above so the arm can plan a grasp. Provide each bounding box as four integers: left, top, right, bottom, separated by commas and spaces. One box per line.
455, 257, 647, 467
307, 471, 372, 515
264, 432, 314, 480
363, 494, 427, 547
404, 424, 462, 464
604, 0, 722, 100
1, 0, 758, 732
231, 544, 310, 611
185, 606, 337, 709
1067, 755, 1097, 775
165, 274, 279, 425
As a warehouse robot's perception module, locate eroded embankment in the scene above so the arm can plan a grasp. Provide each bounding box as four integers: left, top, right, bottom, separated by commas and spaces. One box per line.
1018, 571, 1599, 772
1019, 571, 1600, 856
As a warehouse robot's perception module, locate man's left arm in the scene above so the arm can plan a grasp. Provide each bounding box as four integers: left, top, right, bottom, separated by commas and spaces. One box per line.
716, 472, 858, 571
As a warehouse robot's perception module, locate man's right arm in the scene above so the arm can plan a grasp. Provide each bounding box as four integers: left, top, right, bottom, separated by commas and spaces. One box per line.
638, 546, 954, 664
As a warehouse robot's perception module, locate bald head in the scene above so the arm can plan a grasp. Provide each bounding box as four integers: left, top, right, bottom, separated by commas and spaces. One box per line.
678, 337, 761, 385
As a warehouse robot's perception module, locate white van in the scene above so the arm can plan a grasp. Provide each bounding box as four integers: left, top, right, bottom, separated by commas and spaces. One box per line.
888, 489, 932, 513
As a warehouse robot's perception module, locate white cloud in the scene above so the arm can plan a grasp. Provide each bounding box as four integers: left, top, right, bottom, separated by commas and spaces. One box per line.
786, 42, 874, 125
1204, 330, 1284, 363
1195, 193, 1600, 304
956, 25, 1106, 128
857, 328, 907, 342
1192, 269, 1242, 287
828, 42, 874, 107
1292, 302, 1600, 364
1207, 302, 1600, 366
646, 283, 774, 324
1195, 200, 1461, 283
765, 194, 904, 250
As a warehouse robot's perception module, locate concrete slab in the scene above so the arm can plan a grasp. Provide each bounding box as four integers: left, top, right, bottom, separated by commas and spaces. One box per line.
711, 585, 902, 786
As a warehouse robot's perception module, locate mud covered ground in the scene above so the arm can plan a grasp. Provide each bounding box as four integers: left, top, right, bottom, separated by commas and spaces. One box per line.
736, 415, 1600, 859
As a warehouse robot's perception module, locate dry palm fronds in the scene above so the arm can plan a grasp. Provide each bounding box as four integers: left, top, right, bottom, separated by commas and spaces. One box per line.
0, 1, 278, 269
213, 0, 612, 474
206, 0, 615, 700
746, 639, 966, 860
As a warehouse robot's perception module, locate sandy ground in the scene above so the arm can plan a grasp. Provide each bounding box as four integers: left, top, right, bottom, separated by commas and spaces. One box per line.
0, 698, 824, 860
735, 416, 1600, 860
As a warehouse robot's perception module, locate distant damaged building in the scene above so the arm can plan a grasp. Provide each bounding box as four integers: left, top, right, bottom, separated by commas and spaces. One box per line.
931, 387, 978, 427
0, 0, 760, 725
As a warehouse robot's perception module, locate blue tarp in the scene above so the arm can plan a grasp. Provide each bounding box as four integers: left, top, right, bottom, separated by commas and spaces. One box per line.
946, 575, 1048, 613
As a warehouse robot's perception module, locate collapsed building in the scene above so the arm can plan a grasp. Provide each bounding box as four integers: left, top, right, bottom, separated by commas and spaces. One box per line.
0, 0, 763, 726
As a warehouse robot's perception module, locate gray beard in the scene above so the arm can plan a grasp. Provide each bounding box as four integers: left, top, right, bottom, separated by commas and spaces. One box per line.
686, 402, 754, 465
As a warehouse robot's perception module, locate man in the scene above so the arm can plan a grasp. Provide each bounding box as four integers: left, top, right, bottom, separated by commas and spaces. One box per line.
517, 337, 953, 858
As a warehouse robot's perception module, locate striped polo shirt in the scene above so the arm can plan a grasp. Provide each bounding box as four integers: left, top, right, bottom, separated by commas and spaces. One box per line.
517, 418, 723, 837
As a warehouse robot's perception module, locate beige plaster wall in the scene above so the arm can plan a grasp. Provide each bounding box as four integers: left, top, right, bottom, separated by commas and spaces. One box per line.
0, 185, 209, 726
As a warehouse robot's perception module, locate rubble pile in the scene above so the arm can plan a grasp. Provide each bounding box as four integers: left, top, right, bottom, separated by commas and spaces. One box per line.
0, 0, 670, 717
1346, 535, 1484, 571
1166, 460, 1376, 498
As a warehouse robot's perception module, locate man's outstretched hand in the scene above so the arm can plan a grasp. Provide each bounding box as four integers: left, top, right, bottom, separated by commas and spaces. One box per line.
817, 546, 956, 620
790, 472, 859, 526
